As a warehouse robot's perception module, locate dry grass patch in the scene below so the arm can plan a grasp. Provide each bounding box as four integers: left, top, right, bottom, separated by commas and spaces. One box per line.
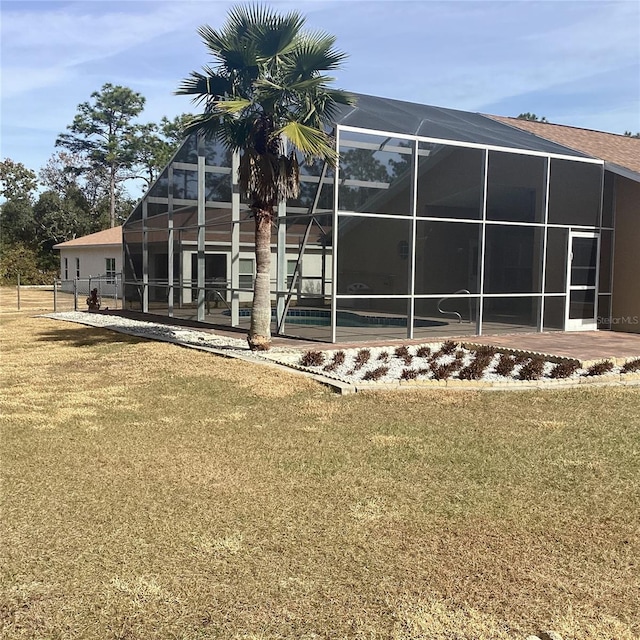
1, 309, 639, 639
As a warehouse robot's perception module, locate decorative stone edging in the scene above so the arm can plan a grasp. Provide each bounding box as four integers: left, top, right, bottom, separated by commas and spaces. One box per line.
261, 356, 640, 395
42, 312, 640, 396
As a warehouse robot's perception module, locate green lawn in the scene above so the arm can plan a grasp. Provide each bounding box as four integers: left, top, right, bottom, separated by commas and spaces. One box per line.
1, 305, 639, 639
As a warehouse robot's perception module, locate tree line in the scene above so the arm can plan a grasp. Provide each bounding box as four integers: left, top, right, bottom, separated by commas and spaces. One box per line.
0, 83, 190, 284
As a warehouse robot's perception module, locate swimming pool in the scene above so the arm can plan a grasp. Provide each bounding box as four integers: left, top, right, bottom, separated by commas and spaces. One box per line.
227, 309, 447, 328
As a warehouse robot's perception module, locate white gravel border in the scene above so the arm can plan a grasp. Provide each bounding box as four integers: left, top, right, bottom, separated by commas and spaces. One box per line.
43, 311, 640, 394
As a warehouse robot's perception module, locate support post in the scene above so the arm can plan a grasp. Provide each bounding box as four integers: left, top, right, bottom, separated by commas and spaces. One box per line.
231, 151, 240, 326
16, 273, 20, 311
197, 134, 206, 322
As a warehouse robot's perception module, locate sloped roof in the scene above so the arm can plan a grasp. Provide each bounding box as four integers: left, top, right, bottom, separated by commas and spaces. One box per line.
333, 93, 590, 157
488, 116, 640, 176
54, 226, 122, 249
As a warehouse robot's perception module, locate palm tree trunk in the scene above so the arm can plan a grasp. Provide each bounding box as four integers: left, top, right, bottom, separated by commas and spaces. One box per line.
248, 209, 273, 350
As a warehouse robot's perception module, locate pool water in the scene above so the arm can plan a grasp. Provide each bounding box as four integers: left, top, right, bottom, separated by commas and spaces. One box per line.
227, 309, 447, 328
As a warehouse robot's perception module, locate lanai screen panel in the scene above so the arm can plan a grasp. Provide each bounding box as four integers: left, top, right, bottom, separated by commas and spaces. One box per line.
123, 92, 605, 341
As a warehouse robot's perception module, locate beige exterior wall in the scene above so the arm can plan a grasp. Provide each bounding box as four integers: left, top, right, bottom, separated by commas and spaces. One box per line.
58, 245, 122, 281
611, 177, 640, 333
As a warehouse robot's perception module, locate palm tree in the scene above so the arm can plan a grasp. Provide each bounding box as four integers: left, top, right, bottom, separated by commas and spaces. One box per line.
177, 5, 354, 350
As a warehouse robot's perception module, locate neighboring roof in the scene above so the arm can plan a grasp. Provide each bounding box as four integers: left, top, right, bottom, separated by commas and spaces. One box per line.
53, 226, 122, 249
332, 93, 590, 157
488, 116, 640, 177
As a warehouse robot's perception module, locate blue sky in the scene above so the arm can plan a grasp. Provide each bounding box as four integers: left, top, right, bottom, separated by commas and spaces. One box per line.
2, 0, 639, 194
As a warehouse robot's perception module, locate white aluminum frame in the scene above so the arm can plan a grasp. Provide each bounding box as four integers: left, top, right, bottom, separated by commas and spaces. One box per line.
565, 231, 600, 331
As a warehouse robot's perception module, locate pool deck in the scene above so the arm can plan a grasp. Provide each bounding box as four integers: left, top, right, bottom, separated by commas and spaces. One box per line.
105, 310, 640, 364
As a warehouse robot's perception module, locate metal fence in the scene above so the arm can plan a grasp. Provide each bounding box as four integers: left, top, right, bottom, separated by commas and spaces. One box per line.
9, 274, 123, 312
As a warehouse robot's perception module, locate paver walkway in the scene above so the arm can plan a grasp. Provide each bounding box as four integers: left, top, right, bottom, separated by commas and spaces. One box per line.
103, 311, 640, 364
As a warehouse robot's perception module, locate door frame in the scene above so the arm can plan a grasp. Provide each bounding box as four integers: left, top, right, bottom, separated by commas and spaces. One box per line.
565, 231, 599, 331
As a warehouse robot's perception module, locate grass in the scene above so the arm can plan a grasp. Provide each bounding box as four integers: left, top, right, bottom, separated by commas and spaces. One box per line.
1, 289, 639, 639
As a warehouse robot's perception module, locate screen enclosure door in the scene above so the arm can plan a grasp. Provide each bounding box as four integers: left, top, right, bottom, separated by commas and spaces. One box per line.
565, 232, 599, 331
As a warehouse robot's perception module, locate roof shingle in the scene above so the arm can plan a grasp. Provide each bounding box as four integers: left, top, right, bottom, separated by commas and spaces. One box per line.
53, 226, 122, 249
488, 116, 640, 174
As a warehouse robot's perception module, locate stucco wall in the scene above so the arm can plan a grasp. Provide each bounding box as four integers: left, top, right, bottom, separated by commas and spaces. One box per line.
58, 246, 122, 281
611, 177, 640, 333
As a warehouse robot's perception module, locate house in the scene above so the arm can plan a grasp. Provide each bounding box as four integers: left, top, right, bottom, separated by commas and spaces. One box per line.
121, 93, 639, 342
54, 226, 123, 296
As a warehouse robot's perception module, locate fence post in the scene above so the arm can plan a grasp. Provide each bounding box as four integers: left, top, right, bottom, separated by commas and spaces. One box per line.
53, 279, 58, 312
17, 273, 21, 311
73, 278, 78, 311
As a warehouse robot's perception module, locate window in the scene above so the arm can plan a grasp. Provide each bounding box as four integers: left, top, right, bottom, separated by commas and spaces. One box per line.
75, 257, 80, 279
105, 258, 116, 283
239, 258, 254, 289
64, 258, 68, 280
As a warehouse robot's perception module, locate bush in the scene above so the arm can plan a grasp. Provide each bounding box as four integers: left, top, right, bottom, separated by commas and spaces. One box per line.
415, 345, 431, 358
353, 348, 371, 370
362, 366, 389, 381
394, 345, 413, 365
431, 363, 456, 380
584, 360, 614, 377
494, 354, 516, 377
377, 351, 390, 362
549, 361, 579, 379
0, 243, 57, 285
441, 340, 458, 355
400, 368, 418, 381
518, 357, 545, 380
621, 358, 640, 374
300, 350, 325, 367
458, 355, 490, 380
474, 345, 497, 358
323, 350, 346, 372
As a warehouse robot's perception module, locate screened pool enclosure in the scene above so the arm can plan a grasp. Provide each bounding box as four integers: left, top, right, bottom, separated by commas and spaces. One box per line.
123, 94, 613, 342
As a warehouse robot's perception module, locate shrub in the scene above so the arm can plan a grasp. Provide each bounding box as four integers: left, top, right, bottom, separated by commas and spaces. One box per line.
518, 357, 545, 380
549, 361, 579, 379
400, 368, 418, 381
394, 345, 412, 365
622, 358, 640, 374
333, 351, 346, 365
431, 363, 456, 380
584, 360, 614, 377
353, 348, 371, 370
362, 366, 389, 381
474, 345, 497, 358
323, 350, 346, 372
441, 340, 458, 355
300, 350, 325, 367
494, 354, 516, 377
377, 351, 390, 362
514, 353, 529, 365
416, 345, 431, 358
458, 355, 490, 380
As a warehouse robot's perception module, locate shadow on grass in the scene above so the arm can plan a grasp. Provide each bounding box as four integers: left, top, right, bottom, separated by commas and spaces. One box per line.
35, 326, 145, 348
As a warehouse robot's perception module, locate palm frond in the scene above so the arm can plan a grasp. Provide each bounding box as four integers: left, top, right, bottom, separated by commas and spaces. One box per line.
275, 122, 337, 165
175, 70, 230, 101
250, 10, 305, 61
213, 99, 252, 114
286, 32, 348, 78
182, 113, 224, 141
